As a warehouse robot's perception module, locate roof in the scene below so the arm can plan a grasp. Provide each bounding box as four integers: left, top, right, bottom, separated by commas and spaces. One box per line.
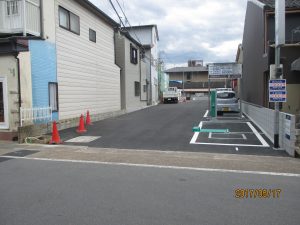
164, 66, 208, 73
126, 25, 159, 41
74, 0, 119, 28
252, 0, 300, 9
118, 30, 142, 47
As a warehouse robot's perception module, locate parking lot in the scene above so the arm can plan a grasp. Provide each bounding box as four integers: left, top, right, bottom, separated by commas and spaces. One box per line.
60, 100, 285, 156
190, 112, 270, 149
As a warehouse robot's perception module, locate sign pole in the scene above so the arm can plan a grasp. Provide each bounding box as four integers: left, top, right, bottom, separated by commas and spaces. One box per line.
273, 0, 285, 149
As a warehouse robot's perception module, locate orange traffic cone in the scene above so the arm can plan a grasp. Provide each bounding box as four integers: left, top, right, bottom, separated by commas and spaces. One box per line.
49, 121, 62, 144
76, 114, 87, 133
86, 110, 92, 125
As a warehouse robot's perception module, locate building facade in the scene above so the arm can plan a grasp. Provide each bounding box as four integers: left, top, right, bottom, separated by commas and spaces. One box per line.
115, 30, 147, 112
165, 60, 228, 99
242, 0, 300, 115
128, 25, 159, 105
0, 0, 122, 140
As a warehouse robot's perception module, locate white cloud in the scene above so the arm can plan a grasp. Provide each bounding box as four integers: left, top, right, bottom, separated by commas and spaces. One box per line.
89, 0, 248, 66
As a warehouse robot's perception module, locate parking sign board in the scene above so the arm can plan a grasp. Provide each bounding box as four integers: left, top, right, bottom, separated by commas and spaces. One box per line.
269, 79, 286, 102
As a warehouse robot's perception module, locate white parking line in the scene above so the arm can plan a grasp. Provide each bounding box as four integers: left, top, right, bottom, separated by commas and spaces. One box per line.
190, 121, 202, 144
2, 156, 300, 177
208, 133, 246, 140
203, 110, 209, 118
190, 119, 270, 147
246, 122, 269, 147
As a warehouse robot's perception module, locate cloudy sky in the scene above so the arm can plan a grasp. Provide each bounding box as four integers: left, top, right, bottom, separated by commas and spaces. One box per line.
89, 0, 248, 68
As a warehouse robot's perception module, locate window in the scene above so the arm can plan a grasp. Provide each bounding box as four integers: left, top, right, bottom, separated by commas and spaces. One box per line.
59, 6, 80, 35
6, 1, 19, 15
49, 82, 58, 112
89, 28, 96, 42
134, 82, 140, 96
130, 44, 138, 64
186, 72, 191, 80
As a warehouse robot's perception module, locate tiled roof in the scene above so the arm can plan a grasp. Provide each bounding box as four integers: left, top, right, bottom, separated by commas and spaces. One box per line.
164, 66, 208, 73
257, 0, 300, 9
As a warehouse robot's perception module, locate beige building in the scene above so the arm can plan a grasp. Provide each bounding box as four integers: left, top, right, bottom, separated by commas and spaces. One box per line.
165, 61, 227, 99
115, 31, 147, 112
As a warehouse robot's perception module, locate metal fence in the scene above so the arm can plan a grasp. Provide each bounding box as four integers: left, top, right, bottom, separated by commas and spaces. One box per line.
20, 107, 52, 127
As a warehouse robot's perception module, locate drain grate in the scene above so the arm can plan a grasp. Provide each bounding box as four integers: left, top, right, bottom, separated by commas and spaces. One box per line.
3, 150, 39, 157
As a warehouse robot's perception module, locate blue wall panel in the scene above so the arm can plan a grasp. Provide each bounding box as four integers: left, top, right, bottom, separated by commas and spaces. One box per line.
29, 40, 58, 121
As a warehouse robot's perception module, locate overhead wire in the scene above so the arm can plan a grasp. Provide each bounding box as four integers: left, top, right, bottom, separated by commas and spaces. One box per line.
108, 0, 160, 66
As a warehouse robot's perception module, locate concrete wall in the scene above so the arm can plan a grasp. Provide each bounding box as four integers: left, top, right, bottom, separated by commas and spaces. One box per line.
242, 101, 298, 157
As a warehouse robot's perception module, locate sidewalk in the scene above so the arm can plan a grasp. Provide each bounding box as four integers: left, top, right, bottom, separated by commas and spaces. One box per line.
1, 141, 300, 175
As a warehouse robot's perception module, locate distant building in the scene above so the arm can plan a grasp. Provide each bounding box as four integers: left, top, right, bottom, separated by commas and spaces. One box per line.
164, 60, 227, 99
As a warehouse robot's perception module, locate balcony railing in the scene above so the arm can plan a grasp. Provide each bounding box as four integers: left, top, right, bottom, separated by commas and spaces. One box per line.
0, 0, 40, 36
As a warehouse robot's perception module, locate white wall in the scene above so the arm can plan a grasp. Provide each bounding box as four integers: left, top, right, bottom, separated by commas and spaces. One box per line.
55, 0, 121, 119
18, 52, 33, 109
0, 56, 18, 131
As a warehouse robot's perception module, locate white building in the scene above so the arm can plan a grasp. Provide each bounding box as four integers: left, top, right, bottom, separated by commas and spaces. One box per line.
0, 0, 122, 140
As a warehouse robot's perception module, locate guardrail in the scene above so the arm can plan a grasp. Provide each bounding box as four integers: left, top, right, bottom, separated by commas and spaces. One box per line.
20, 107, 52, 127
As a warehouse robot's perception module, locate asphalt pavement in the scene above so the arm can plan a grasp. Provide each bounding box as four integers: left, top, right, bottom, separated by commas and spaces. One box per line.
60, 100, 287, 156
0, 158, 299, 225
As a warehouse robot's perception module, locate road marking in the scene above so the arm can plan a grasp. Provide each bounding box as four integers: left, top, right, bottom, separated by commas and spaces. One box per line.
190, 121, 202, 144
209, 133, 246, 140
191, 142, 269, 147
1, 155, 300, 177
65, 136, 101, 143
246, 122, 269, 147
190, 119, 269, 147
203, 110, 209, 118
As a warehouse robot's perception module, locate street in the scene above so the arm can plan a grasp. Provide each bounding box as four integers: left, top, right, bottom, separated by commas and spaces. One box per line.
0, 157, 300, 225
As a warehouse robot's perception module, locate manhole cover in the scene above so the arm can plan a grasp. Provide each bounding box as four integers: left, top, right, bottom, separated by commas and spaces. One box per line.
3, 150, 39, 157
65, 136, 101, 143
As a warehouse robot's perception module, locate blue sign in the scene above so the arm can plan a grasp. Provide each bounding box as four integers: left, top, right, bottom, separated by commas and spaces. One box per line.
269, 79, 287, 102
269, 79, 286, 91
269, 91, 287, 102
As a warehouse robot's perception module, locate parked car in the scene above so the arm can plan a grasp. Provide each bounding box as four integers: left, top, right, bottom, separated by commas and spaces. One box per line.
216, 90, 239, 115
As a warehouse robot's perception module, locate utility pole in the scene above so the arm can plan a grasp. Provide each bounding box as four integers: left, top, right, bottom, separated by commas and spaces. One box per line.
273, 0, 285, 148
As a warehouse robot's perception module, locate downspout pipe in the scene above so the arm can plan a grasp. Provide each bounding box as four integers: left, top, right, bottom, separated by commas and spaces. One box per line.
14, 54, 22, 126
